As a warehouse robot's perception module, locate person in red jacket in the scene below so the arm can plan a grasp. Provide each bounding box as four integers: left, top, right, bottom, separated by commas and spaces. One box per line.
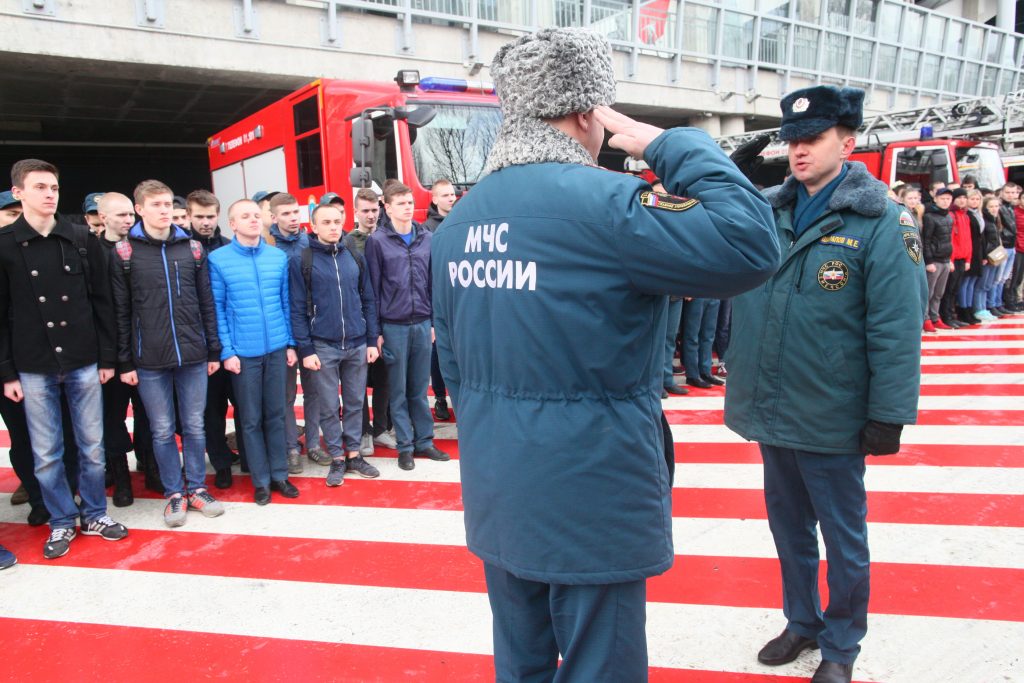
1009, 190, 1024, 312
938, 189, 973, 325
950, 189, 978, 324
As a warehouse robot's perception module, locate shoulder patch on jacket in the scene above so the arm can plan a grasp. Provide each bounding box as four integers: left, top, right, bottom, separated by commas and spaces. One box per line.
639, 190, 697, 212
902, 230, 922, 264
898, 211, 916, 228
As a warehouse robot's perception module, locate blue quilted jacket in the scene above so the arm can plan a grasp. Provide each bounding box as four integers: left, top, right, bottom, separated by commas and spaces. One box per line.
208, 238, 294, 360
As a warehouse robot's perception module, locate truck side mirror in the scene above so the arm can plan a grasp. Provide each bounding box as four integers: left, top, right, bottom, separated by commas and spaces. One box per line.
396, 105, 436, 129
350, 117, 374, 189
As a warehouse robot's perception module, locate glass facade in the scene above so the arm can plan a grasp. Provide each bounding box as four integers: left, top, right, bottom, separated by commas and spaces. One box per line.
354, 0, 1021, 100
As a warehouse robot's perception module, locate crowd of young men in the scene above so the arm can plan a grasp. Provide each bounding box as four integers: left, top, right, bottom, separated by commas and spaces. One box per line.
0, 163, 452, 567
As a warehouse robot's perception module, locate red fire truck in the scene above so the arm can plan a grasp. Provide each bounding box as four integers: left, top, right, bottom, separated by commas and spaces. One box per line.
714, 90, 1024, 190
207, 70, 502, 230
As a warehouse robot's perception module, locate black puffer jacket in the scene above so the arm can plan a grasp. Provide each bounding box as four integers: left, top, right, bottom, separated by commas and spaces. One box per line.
921, 204, 953, 264
110, 223, 221, 372
999, 200, 1018, 249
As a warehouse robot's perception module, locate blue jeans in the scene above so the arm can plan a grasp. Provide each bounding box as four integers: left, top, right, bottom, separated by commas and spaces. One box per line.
310, 341, 368, 456
484, 563, 648, 682
992, 250, 1016, 308
19, 364, 107, 529
682, 298, 721, 379
231, 349, 288, 489
974, 263, 999, 311
958, 274, 977, 309
136, 363, 209, 497
381, 321, 434, 453
663, 299, 683, 387
760, 445, 869, 665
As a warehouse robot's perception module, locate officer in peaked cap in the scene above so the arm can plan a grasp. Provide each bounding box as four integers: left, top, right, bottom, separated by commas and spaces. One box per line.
724, 85, 927, 683
431, 27, 781, 681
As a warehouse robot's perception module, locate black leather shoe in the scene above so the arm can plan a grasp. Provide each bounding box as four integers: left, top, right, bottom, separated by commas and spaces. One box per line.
398, 451, 415, 470
27, 505, 50, 526
434, 400, 451, 421
664, 384, 689, 395
661, 389, 669, 399
701, 374, 726, 386
254, 487, 271, 506
270, 479, 299, 498
811, 660, 853, 683
685, 377, 713, 389
414, 445, 450, 462
757, 629, 818, 666
214, 468, 233, 490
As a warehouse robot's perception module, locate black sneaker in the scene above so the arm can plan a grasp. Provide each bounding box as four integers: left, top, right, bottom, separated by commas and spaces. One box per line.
254, 487, 271, 506
326, 458, 346, 487
270, 479, 300, 498
43, 527, 77, 559
81, 515, 129, 541
414, 445, 450, 462
214, 467, 233, 489
27, 505, 50, 527
346, 455, 380, 478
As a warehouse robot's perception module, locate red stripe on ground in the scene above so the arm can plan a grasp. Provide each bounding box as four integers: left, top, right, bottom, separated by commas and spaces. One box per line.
922, 334, 1024, 341
673, 442, 1024, 468
0, 617, 819, 683
921, 363, 1024, 373
1, 524, 1019, 621
919, 384, 1024, 396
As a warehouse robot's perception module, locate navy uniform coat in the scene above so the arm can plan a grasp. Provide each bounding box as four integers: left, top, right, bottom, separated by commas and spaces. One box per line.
724, 162, 928, 454
431, 128, 781, 584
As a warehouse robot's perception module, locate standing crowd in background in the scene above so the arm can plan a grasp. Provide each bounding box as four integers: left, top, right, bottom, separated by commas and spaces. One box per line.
0, 162, 460, 566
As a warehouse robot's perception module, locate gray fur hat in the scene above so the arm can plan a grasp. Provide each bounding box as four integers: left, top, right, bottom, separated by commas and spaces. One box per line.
491, 28, 616, 119
485, 28, 616, 173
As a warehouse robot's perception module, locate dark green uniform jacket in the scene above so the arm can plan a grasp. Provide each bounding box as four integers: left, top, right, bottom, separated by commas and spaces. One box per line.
724, 161, 927, 455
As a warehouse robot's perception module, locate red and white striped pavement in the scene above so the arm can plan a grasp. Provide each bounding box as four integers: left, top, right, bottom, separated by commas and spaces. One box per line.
1, 319, 1022, 682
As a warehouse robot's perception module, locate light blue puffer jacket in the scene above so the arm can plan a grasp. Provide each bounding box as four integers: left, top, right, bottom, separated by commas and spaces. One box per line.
209, 238, 294, 360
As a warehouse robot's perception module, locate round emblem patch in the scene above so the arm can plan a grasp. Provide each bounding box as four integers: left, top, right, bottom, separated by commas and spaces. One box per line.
792, 97, 810, 113
817, 260, 849, 291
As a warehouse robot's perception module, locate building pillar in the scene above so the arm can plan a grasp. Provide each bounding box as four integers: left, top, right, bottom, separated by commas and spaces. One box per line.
996, 0, 1015, 31
720, 115, 746, 137
690, 114, 721, 137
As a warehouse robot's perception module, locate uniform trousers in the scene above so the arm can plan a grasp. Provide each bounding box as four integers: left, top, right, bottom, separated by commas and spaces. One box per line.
483, 563, 648, 683
760, 444, 869, 666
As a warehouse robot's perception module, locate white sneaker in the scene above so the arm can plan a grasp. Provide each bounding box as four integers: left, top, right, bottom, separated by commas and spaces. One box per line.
359, 433, 374, 456
373, 430, 398, 449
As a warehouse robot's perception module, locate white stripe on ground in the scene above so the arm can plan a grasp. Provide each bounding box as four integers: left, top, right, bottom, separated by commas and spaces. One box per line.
2, 494, 1019, 569
920, 340, 1024, 349
671, 423, 1024, 446
662, 395, 1024, 410
919, 372, 1024, 384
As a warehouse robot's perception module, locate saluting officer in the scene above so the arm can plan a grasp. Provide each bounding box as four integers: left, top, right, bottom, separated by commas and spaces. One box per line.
724, 87, 927, 683
431, 28, 781, 682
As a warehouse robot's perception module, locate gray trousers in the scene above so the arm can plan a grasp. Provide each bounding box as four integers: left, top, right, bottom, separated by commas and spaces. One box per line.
309, 341, 368, 456
926, 264, 950, 322
285, 363, 320, 452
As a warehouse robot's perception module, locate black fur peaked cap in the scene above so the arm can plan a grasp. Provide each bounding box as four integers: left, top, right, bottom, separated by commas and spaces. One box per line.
490, 28, 616, 119
778, 86, 864, 141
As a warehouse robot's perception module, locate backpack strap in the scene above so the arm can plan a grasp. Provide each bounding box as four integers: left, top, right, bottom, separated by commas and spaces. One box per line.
114, 239, 133, 273
72, 226, 93, 299
189, 239, 204, 266
301, 246, 314, 320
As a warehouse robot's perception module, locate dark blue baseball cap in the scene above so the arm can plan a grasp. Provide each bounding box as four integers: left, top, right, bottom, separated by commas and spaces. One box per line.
252, 190, 280, 204
0, 191, 20, 210
319, 192, 345, 206
779, 86, 864, 142
82, 192, 104, 213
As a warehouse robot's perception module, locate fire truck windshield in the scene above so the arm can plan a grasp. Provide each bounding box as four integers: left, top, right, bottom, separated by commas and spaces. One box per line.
956, 146, 1005, 190
410, 103, 502, 187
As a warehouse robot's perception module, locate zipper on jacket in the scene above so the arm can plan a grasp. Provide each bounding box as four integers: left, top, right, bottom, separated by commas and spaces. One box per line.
174, 261, 181, 297
162, 243, 183, 366
136, 315, 143, 359
333, 250, 347, 348
252, 251, 270, 353
794, 250, 811, 292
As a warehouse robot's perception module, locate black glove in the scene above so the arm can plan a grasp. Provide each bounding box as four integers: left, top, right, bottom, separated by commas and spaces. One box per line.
859, 420, 903, 456
729, 134, 772, 181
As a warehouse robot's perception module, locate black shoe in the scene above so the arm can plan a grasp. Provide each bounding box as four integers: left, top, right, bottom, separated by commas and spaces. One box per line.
214, 468, 233, 490
414, 445, 450, 462
994, 306, 1011, 316
756, 629, 818, 666
270, 479, 300, 498
811, 660, 853, 683
27, 505, 50, 526
701, 374, 726, 386
398, 451, 415, 470
685, 377, 713, 389
254, 487, 271, 506
110, 455, 133, 508
664, 384, 689, 395
661, 389, 669, 399
947, 319, 964, 328
434, 400, 451, 421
